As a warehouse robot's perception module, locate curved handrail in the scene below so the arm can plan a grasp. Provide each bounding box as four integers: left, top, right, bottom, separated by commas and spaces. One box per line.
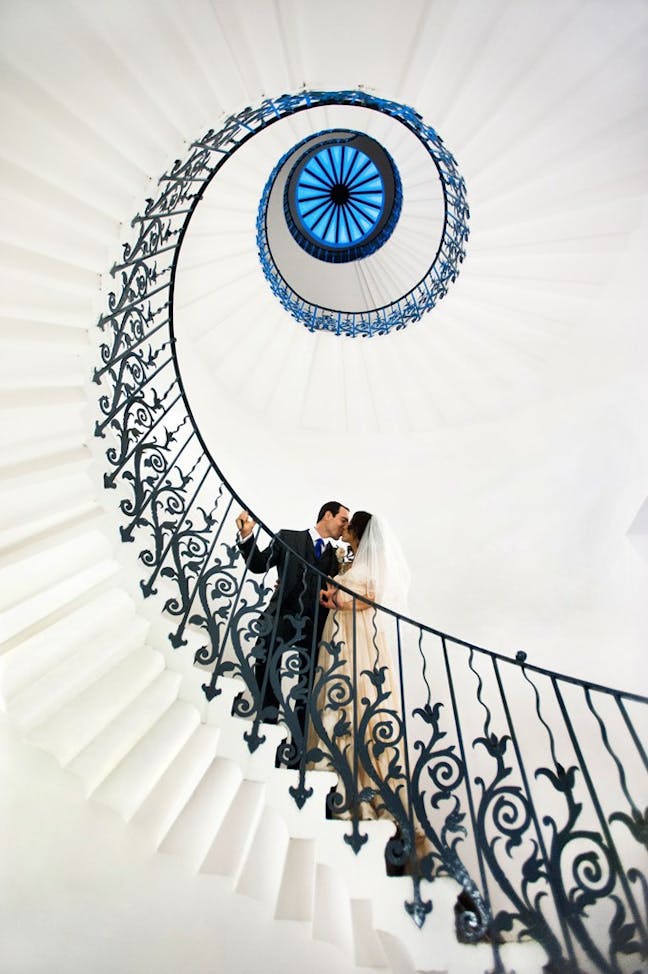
95, 91, 648, 973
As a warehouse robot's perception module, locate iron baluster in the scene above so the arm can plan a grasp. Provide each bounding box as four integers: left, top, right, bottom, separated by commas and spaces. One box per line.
202, 522, 266, 694
140, 460, 213, 598
306, 601, 359, 827
111, 215, 173, 272
94, 317, 170, 384
95, 356, 174, 437
585, 688, 646, 849
232, 542, 292, 737
273, 566, 322, 774
112, 242, 177, 273
165, 489, 233, 649
119, 425, 195, 538
105, 379, 179, 475
98, 280, 171, 330
553, 678, 648, 970
518, 665, 580, 968
346, 594, 367, 853
288, 585, 322, 809
103, 389, 183, 484
395, 617, 432, 928
96, 303, 156, 379
615, 694, 648, 772
489, 656, 577, 971
130, 207, 195, 223
439, 639, 495, 954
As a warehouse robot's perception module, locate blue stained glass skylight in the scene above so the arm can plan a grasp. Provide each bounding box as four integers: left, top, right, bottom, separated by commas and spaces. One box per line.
295, 144, 385, 248
282, 129, 402, 264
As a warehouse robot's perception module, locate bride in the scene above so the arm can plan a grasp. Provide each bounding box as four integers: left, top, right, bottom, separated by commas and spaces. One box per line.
306, 510, 412, 824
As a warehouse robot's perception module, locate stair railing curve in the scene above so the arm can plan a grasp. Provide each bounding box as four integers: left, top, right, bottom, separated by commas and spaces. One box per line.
94, 91, 648, 974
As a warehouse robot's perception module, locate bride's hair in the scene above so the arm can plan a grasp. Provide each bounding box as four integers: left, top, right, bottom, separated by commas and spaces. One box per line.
349, 510, 372, 541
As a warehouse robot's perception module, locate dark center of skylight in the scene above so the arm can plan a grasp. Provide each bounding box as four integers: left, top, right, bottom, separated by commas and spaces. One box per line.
330, 183, 350, 206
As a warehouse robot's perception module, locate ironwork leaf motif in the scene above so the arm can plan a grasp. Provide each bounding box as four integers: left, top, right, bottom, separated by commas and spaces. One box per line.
95, 88, 648, 972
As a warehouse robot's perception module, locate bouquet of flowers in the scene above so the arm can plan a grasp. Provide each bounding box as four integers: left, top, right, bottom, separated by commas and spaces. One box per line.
334, 542, 353, 573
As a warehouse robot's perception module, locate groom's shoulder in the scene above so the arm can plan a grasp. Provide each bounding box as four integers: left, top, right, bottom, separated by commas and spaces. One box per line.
278, 527, 308, 544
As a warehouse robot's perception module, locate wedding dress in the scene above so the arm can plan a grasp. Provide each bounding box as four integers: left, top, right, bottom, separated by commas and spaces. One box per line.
306, 516, 412, 822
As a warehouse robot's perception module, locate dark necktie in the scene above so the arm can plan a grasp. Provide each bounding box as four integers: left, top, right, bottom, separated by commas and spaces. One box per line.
314, 538, 324, 559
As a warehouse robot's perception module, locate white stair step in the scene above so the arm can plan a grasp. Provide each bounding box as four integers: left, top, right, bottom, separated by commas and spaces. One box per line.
158, 654, 243, 720
66, 669, 181, 794
213, 716, 287, 781
201, 672, 247, 725
312, 862, 355, 959
159, 755, 242, 868
0, 586, 136, 699
0, 556, 120, 645
200, 778, 265, 881
131, 722, 221, 847
373, 874, 490, 974
275, 837, 316, 922
0, 438, 89, 480
235, 803, 290, 909
28, 646, 165, 764
351, 899, 389, 969
0, 503, 103, 576
92, 699, 200, 820
7, 613, 149, 730
0, 525, 110, 610
265, 767, 338, 838
0, 496, 100, 558
316, 818, 396, 899
0, 455, 91, 497
375, 931, 419, 974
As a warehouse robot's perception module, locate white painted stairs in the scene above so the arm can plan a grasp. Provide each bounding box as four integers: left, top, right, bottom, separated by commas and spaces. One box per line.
0, 545, 544, 974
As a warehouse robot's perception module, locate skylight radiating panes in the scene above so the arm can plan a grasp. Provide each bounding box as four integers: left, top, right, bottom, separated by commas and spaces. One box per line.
295, 144, 385, 248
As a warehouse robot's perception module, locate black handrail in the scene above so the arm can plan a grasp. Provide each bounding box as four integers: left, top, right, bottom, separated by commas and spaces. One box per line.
95, 92, 648, 973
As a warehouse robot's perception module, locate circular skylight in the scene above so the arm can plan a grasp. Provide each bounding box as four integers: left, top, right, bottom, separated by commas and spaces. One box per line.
283, 130, 402, 264
295, 144, 384, 247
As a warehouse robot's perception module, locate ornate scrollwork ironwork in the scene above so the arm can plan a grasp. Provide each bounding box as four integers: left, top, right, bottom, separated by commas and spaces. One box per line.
95, 89, 648, 973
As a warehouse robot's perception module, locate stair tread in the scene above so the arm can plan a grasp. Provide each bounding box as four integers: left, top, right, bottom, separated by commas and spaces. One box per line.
275, 837, 316, 922
235, 802, 289, 907
0, 556, 121, 646
159, 755, 242, 867
313, 862, 355, 958
131, 722, 221, 846
8, 614, 149, 729
28, 645, 165, 763
66, 668, 181, 792
92, 698, 201, 820
200, 778, 266, 879
0, 586, 136, 697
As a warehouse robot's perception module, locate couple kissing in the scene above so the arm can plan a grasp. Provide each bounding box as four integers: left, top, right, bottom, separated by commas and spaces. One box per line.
235, 502, 410, 787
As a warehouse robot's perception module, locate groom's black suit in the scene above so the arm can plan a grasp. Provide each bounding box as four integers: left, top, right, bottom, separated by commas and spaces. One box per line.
238, 529, 338, 749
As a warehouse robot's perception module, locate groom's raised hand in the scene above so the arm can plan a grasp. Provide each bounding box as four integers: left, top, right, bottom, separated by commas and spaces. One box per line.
236, 510, 255, 540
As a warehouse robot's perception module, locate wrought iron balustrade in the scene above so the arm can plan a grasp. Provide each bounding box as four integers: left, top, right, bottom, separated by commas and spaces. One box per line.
94, 91, 647, 974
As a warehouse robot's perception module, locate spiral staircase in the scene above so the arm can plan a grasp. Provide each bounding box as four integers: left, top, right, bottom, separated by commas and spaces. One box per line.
1, 2, 648, 973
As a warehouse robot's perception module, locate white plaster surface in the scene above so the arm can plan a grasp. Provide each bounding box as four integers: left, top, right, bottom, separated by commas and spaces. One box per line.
0, 718, 361, 974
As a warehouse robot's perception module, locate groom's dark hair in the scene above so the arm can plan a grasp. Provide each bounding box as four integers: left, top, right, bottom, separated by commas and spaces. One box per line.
316, 501, 347, 522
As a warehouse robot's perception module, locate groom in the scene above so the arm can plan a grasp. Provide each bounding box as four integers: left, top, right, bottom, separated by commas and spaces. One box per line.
236, 501, 349, 761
